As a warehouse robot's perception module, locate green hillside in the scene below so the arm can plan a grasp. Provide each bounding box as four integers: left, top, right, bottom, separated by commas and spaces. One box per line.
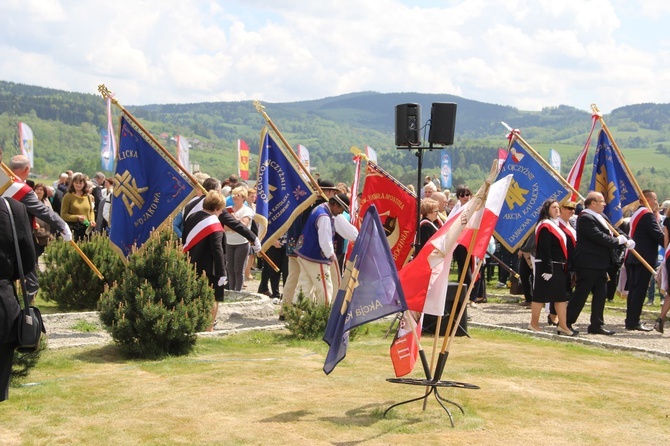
1, 80, 669, 199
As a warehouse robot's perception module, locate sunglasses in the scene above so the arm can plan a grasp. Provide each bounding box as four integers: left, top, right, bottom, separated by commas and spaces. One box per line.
458, 193, 471, 197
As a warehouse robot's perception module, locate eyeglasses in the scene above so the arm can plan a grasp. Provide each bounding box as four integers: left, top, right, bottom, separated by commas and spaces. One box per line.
458, 193, 471, 197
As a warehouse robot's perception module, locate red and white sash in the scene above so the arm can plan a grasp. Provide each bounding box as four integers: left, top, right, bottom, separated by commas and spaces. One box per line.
557, 219, 576, 247
628, 206, 650, 238
183, 214, 224, 252
1, 177, 33, 201
535, 218, 568, 260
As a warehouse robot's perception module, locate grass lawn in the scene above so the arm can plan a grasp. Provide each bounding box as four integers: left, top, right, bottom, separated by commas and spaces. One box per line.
2, 323, 669, 445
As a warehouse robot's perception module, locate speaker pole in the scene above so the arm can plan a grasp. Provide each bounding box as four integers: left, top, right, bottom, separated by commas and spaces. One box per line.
413, 145, 424, 252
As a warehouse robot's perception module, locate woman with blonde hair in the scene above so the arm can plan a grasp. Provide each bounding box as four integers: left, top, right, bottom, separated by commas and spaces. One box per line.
225, 185, 255, 291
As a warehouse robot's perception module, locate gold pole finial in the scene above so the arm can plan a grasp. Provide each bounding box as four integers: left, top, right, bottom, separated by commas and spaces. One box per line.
98, 84, 122, 108
590, 103, 600, 114
98, 84, 113, 99
350, 146, 368, 161
253, 100, 265, 113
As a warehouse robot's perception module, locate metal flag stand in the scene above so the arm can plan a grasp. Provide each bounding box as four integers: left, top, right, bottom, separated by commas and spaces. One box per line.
382, 160, 498, 425
383, 267, 483, 426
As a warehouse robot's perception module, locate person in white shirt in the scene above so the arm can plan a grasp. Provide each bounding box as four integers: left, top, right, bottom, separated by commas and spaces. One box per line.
294, 194, 358, 305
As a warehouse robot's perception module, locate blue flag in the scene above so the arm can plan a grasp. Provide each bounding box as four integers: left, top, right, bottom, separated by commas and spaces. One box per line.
255, 128, 319, 251
323, 205, 408, 375
109, 115, 197, 258
495, 141, 570, 252
588, 130, 639, 226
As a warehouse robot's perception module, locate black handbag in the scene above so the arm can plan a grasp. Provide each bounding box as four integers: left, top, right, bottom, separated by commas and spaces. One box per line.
2, 198, 46, 353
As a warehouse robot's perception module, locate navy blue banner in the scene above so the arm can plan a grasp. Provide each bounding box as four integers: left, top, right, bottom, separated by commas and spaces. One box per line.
255, 128, 318, 251
110, 115, 197, 258
323, 205, 407, 375
589, 130, 639, 226
495, 141, 570, 252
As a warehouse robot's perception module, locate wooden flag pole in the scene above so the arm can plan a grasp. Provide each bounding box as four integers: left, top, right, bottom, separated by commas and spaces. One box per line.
98, 85, 205, 193
591, 104, 652, 210
69, 240, 104, 279
444, 260, 484, 355
253, 100, 327, 201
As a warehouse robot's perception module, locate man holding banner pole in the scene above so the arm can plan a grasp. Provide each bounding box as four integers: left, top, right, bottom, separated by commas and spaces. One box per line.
566, 192, 634, 335
3, 154, 73, 300
624, 190, 664, 331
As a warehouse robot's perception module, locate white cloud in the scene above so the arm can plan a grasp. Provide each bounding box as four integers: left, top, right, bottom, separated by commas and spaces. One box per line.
0, 0, 667, 112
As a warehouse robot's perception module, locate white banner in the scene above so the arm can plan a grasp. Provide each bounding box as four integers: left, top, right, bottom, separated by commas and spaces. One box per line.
18, 122, 34, 168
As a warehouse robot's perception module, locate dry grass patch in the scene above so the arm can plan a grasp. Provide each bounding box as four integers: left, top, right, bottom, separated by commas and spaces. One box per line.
1, 326, 669, 445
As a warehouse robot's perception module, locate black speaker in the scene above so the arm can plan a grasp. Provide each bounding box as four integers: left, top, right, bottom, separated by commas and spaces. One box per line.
428, 102, 457, 145
421, 283, 468, 337
395, 103, 421, 147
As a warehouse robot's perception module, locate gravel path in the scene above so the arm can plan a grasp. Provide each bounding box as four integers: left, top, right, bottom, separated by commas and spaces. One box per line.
467, 295, 670, 359
42, 281, 670, 359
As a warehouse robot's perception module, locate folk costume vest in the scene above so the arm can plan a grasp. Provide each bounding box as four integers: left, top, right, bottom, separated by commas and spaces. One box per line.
295, 203, 334, 264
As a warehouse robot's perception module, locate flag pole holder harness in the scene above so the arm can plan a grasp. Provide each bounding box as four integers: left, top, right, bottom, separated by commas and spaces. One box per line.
383, 352, 480, 427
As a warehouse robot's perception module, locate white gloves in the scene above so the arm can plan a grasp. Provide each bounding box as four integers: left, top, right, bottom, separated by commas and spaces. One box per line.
218, 276, 227, 287
617, 235, 628, 245
541, 273, 553, 281
61, 225, 73, 242
252, 238, 262, 254
625, 239, 636, 250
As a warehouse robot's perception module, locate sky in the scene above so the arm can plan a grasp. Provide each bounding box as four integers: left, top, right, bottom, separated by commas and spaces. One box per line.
1, 0, 669, 113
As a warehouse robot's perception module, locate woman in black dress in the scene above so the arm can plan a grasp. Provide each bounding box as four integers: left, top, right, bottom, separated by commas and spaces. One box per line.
529, 199, 577, 336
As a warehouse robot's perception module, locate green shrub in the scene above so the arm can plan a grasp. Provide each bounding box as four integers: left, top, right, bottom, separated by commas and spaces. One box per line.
98, 228, 214, 358
282, 291, 331, 340
39, 234, 125, 310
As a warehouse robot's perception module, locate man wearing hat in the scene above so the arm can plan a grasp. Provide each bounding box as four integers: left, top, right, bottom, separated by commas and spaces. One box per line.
294, 193, 358, 305
282, 179, 340, 310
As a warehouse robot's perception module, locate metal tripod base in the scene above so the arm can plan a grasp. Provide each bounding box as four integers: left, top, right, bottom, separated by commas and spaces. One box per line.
383, 378, 479, 427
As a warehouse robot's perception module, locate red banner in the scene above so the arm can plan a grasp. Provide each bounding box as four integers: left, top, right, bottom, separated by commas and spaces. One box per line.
357, 163, 417, 270
238, 139, 250, 180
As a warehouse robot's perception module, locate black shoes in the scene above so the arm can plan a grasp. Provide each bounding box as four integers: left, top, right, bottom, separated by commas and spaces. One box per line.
587, 326, 615, 336
626, 323, 653, 332
547, 315, 558, 326
654, 317, 664, 334
557, 327, 579, 336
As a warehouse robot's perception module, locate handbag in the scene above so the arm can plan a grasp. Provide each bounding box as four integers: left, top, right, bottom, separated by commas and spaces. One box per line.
2, 198, 46, 353
33, 227, 53, 246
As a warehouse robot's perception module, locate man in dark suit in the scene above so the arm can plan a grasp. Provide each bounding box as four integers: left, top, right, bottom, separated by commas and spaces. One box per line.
624, 190, 664, 331
1, 148, 38, 402
7, 155, 71, 301
567, 192, 634, 335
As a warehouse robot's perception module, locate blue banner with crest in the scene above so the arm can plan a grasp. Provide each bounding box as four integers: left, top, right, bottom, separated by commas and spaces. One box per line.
494, 141, 570, 252
109, 115, 197, 258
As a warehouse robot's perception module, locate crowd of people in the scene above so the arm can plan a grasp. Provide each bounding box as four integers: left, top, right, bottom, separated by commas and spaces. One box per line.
3, 153, 670, 402
419, 179, 670, 337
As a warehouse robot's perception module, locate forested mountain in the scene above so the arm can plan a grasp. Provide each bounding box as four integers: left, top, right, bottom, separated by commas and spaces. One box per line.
1, 80, 669, 198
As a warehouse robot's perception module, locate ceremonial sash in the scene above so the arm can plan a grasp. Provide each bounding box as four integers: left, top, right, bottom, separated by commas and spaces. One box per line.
628, 206, 651, 238
183, 195, 204, 221
1, 178, 33, 201
558, 219, 576, 248
535, 218, 568, 260
183, 214, 224, 252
